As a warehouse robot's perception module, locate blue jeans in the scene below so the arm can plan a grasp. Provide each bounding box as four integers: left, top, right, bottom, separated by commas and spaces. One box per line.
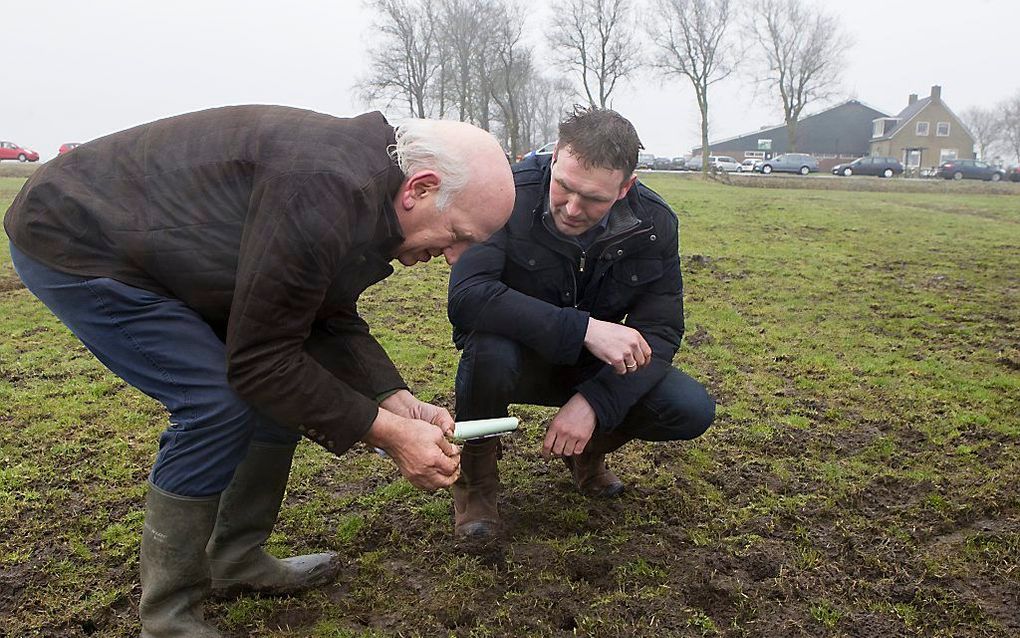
455, 332, 715, 441
10, 243, 299, 497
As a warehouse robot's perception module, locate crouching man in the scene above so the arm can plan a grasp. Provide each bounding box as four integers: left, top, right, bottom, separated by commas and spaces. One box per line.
447, 107, 715, 539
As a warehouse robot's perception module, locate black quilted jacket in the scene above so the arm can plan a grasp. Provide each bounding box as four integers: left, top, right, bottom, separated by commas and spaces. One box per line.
448, 154, 684, 430
4, 106, 408, 455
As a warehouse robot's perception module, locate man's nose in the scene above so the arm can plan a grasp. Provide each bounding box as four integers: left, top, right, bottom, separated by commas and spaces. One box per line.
565, 195, 584, 218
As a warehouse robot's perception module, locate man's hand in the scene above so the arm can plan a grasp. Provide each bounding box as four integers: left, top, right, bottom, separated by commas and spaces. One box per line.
584, 318, 652, 375
380, 389, 455, 437
543, 393, 597, 458
363, 407, 461, 491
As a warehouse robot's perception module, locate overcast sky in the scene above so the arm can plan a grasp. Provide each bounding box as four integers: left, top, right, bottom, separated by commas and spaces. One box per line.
4, 0, 1017, 161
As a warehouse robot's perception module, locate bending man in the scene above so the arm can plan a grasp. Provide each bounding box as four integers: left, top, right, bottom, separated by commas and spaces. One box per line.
4, 106, 514, 636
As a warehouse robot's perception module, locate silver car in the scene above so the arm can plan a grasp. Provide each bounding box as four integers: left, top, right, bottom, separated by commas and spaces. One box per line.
759, 153, 819, 175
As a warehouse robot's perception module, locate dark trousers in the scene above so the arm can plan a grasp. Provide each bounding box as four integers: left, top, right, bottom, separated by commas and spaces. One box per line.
455, 332, 715, 441
10, 243, 300, 497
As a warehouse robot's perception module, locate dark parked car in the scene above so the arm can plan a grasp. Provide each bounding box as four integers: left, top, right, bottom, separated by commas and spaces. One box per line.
1006, 165, 1020, 182
757, 153, 818, 175
652, 156, 673, 170
670, 157, 687, 170
831, 156, 904, 178
0, 141, 39, 162
938, 159, 1006, 181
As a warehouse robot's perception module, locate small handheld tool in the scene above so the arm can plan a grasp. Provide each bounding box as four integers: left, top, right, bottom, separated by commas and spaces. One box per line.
450, 416, 519, 442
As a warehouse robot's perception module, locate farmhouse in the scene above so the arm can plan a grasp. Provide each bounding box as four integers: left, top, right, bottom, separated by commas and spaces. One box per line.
869, 85, 975, 172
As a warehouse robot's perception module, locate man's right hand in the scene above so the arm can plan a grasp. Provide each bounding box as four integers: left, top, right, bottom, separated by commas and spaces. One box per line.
584, 318, 652, 375
362, 408, 461, 491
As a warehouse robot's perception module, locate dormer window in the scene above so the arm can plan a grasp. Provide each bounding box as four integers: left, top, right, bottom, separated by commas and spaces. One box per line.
916, 121, 930, 136
936, 122, 951, 136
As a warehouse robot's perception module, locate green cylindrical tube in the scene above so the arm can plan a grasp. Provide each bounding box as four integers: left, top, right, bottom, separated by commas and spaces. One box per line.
452, 417, 519, 441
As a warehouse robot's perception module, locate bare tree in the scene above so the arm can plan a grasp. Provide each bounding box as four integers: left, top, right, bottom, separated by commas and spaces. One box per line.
528, 76, 575, 146
747, 0, 851, 152
961, 106, 1003, 160
437, 0, 496, 123
548, 0, 638, 108
488, 3, 534, 158
647, 0, 734, 173
1001, 92, 1020, 164
358, 0, 441, 118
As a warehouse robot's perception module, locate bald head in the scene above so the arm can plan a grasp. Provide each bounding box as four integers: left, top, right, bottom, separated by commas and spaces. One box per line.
390, 119, 515, 266
391, 119, 509, 211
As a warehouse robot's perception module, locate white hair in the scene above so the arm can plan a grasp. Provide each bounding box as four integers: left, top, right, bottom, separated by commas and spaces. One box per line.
389, 119, 472, 212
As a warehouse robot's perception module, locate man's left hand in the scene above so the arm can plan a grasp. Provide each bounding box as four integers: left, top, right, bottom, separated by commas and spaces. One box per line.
380, 389, 456, 437
543, 393, 597, 458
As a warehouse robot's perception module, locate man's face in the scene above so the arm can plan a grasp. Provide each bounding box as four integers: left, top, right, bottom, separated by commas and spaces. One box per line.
395, 177, 515, 267
548, 145, 635, 236
394, 209, 483, 267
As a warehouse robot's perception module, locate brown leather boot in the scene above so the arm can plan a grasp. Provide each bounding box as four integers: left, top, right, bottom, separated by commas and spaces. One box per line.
452, 439, 501, 539
563, 431, 632, 498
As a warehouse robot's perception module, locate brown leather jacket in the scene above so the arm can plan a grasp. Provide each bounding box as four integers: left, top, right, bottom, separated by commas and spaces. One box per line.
4, 105, 408, 455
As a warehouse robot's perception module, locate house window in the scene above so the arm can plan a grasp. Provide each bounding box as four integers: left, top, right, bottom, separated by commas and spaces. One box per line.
905, 150, 921, 167
916, 121, 930, 136
939, 149, 958, 163
873, 120, 884, 138
936, 122, 951, 136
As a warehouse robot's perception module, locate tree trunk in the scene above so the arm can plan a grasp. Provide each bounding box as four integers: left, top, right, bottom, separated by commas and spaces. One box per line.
700, 98, 710, 175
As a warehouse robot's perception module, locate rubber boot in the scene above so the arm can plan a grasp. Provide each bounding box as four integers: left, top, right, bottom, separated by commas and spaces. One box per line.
563, 430, 633, 498
207, 442, 339, 597
452, 438, 501, 539
139, 483, 222, 638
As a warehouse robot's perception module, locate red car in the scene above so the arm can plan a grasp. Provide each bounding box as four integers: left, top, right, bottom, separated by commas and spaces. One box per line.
58, 143, 82, 155
0, 141, 40, 162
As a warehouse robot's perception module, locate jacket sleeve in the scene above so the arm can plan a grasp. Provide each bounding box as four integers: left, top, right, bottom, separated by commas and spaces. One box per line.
224, 172, 389, 455
576, 224, 685, 431
448, 228, 590, 365
305, 307, 408, 400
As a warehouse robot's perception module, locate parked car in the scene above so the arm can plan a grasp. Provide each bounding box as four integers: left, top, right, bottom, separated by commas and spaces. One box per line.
938, 159, 1006, 181
1008, 165, 1020, 182
637, 153, 655, 169
712, 156, 741, 172
652, 156, 673, 170
523, 141, 556, 159
0, 141, 39, 162
670, 157, 687, 171
758, 153, 818, 175
738, 158, 759, 172
58, 143, 82, 155
831, 156, 904, 178
684, 155, 738, 172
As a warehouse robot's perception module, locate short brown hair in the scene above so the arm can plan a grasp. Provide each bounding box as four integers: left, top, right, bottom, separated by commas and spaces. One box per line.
557, 106, 643, 177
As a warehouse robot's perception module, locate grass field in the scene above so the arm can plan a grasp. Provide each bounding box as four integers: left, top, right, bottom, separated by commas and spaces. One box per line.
1, 174, 1017, 637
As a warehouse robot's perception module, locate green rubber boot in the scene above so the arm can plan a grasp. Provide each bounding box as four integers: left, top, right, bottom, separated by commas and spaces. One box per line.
139, 483, 222, 637
207, 442, 339, 597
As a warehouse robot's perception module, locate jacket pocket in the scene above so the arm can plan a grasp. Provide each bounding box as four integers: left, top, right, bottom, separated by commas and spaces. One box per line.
610, 258, 664, 287
592, 258, 665, 319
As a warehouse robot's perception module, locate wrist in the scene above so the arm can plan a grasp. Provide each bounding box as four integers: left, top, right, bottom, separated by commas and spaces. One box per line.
362, 407, 403, 449
379, 389, 414, 414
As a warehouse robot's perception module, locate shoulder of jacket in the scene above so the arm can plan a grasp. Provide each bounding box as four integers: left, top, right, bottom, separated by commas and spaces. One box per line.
633, 182, 678, 231
512, 155, 550, 187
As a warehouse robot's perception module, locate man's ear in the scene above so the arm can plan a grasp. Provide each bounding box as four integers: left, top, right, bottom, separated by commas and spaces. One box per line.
617, 173, 638, 200
401, 170, 441, 210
